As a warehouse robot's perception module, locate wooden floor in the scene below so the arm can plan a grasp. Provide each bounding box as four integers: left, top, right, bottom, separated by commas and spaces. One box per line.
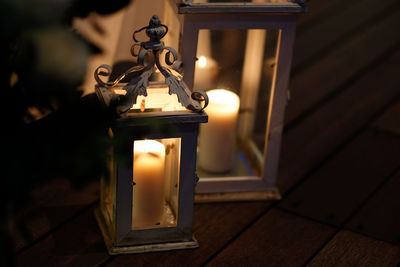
15, 0, 400, 266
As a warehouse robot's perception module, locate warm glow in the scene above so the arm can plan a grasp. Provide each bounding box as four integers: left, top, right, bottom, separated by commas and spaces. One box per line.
198, 56, 207, 68
198, 89, 240, 172
132, 139, 166, 229
113, 87, 187, 112
194, 56, 218, 91
134, 140, 165, 156
206, 89, 240, 114
130, 87, 187, 112
114, 89, 126, 95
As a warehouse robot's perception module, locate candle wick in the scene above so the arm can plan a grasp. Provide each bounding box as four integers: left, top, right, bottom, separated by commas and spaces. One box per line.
140, 99, 146, 112
165, 144, 175, 155
147, 152, 161, 158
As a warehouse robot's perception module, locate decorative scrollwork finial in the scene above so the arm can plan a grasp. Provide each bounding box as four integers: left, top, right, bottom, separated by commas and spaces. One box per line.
94, 15, 208, 115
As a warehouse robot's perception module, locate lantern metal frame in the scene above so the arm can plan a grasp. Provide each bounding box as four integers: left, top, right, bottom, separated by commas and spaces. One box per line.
95, 110, 207, 254
94, 15, 208, 254
176, 1, 306, 202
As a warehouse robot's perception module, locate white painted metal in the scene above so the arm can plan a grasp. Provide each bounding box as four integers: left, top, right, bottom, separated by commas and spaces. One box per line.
97, 110, 207, 253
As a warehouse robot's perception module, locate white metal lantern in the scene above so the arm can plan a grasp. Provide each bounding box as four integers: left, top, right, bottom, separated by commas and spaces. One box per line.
176, 1, 306, 202
94, 15, 208, 254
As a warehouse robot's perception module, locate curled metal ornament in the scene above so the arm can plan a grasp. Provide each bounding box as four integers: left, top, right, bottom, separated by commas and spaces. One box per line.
94, 64, 112, 87
191, 90, 209, 111
94, 64, 144, 88
164, 47, 178, 66
94, 14, 206, 115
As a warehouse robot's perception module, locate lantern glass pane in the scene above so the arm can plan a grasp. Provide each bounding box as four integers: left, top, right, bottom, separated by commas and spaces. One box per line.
132, 138, 181, 230
113, 84, 189, 113
163, 0, 182, 51
130, 86, 187, 112
196, 28, 280, 178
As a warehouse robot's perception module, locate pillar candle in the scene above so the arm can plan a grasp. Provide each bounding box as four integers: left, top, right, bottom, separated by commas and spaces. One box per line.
193, 56, 218, 90
198, 89, 240, 173
132, 140, 165, 229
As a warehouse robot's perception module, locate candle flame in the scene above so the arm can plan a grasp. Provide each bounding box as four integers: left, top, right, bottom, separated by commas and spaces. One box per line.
207, 89, 240, 106
198, 56, 207, 68
205, 89, 240, 115
134, 140, 165, 155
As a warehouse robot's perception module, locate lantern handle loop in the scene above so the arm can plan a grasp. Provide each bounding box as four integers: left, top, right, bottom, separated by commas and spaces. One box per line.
159, 24, 168, 39
132, 26, 148, 43
132, 15, 168, 45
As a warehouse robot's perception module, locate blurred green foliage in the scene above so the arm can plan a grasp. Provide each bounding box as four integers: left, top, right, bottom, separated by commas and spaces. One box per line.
0, 0, 129, 265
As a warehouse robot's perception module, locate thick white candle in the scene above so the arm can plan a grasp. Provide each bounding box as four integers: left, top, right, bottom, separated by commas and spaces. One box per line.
198, 89, 240, 173
132, 140, 165, 229
194, 56, 218, 91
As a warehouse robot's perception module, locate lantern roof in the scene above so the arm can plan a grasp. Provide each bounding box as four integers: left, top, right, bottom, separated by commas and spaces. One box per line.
178, 0, 307, 14
113, 111, 208, 129
95, 15, 209, 116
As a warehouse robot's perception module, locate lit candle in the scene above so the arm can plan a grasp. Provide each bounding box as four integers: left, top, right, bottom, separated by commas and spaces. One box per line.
198, 89, 240, 173
132, 140, 165, 228
130, 87, 187, 112
193, 56, 218, 90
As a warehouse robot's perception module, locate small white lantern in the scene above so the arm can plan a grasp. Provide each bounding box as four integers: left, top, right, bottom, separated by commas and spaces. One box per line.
94, 15, 208, 254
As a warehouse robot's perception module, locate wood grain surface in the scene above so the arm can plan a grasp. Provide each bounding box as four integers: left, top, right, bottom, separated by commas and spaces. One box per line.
308, 230, 400, 266
14, 0, 400, 265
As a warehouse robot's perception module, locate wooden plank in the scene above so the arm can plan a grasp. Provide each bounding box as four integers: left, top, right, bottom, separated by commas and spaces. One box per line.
308, 230, 400, 266
207, 209, 335, 266
346, 169, 400, 245
105, 201, 270, 266
17, 201, 271, 266
16, 208, 109, 267
296, 0, 354, 28
286, 7, 400, 126
278, 49, 400, 195
195, 190, 281, 203
292, 0, 399, 70
279, 129, 400, 226
372, 100, 400, 136
14, 180, 98, 251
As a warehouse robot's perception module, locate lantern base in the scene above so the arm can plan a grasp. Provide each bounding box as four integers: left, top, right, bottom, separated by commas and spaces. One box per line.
194, 189, 281, 203
94, 208, 199, 255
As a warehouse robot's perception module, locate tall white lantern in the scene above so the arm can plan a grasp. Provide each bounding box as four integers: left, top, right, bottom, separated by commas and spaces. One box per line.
177, 0, 306, 202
